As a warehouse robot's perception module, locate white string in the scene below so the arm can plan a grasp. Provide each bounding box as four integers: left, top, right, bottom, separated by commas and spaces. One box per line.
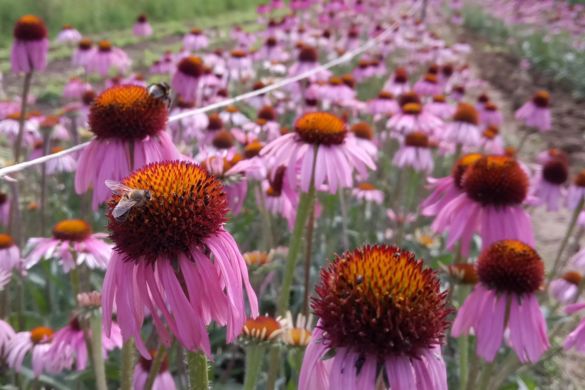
0, 1, 420, 179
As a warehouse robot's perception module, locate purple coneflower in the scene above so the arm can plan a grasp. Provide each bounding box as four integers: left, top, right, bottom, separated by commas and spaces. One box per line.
260, 112, 375, 194
102, 161, 258, 358
7, 326, 68, 377
567, 169, 585, 209
432, 155, 534, 256
0, 233, 23, 272
443, 102, 481, 147
453, 240, 549, 363
75, 85, 181, 209
25, 219, 112, 272
11, 15, 49, 73
184, 27, 209, 50
133, 14, 153, 37
421, 153, 483, 217
85, 40, 131, 76
72, 38, 95, 68
393, 131, 434, 173
172, 56, 204, 103
549, 271, 582, 304
515, 90, 552, 132
531, 156, 568, 212
56, 24, 82, 44
351, 182, 384, 205
47, 316, 122, 371
300, 245, 450, 389
133, 350, 176, 389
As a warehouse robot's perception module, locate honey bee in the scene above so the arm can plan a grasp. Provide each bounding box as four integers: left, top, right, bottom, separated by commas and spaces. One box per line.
146, 82, 174, 109
105, 180, 151, 221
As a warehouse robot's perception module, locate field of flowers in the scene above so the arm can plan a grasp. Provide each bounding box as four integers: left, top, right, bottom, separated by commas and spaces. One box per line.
0, 0, 584, 389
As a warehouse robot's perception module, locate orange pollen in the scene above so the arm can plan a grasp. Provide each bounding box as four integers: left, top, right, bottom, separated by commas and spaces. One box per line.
0, 233, 14, 249
107, 161, 227, 263
533, 90, 550, 108
341, 74, 355, 88
283, 328, 312, 346
212, 130, 235, 149
478, 240, 544, 294
378, 91, 394, 100
243, 251, 271, 266
451, 153, 483, 188
402, 103, 422, 115
52, 219, 92, 242
231, 49, 247, 58
51, 146, 64, 153
294, 112, 347, 145
177, 56, 204, 77
14, 15, 47, 41
394, 68, 408, 83
78, 38, 92, 50
350, 122, 374, 140
423, 73, 438, 83
462, 155, 528, 206
243, 316, 282, 341
258, 106, 277, 122
30, 326, 54, 344
313, 245, 450, 357
477, 94, 490, 104
207, 113, 223, 131
328, 76, 342, 86
6, 112, 21, 121
398, 92, 421, 107
298, 46, 318, 63
447, 263, 478, 284
453, 103, 479, 125
244, 141, 264, 159
226, 105, 239, 113
562, 271, 582, 285
357, 182, 377, 191
484, 102, 498, 111
40, 116, 60, 129
89, 85, 167, 140
97, 40, 112, 52
482, 128, 497, 140
433, 95, 446, 103
404, 132, 429, 148
574, 170, 585, 187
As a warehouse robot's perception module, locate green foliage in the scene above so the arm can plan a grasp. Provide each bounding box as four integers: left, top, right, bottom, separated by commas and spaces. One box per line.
462, 5, 585, 98
0, 0, 264, 48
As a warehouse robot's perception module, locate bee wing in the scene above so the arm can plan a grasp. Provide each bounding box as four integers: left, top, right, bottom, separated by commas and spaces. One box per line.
167, 89, 177, 110
112, 198, 138, 219
105, 180, 133, 195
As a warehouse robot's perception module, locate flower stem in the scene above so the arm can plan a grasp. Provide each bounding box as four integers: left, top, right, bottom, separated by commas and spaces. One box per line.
457, 286, 470, 390
69, 267, 81, 297
302, 203, 316, 317
265, 347, 280, 390
14, 71, 33, 163
243, 345, 264, 390
276, 146, 318, 315
120, 339, 135, 390
187, 351, 209, 390
516, 128, 533, 154
338, 189, 350, 249
549, 198, 584, 282
90, 314, 108, 390
254, 182, 274, 250
144, 344, 167, 390
477, 361, 495, 390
